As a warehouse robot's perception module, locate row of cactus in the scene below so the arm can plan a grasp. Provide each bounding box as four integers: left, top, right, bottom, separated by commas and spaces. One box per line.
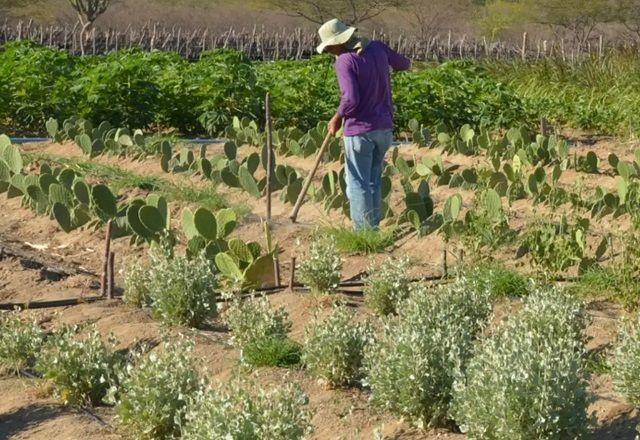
46, 117, 151, 159
226, 117, 343, 161
435, 125, 569, 168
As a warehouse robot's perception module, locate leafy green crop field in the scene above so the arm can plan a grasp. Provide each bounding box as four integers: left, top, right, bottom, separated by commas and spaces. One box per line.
4, 40, 640, 138
2, 38, 640, 440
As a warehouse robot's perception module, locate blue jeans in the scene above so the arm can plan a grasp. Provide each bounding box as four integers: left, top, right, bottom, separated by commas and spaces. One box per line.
344, 129, 393, 230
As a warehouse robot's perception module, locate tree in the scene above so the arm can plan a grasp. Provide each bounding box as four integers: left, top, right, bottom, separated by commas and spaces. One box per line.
477, 0, 616, 45
402, 0, 474, 39
68, 0, 111, 55
615, 0, 640, 41
264, 0, 409, 26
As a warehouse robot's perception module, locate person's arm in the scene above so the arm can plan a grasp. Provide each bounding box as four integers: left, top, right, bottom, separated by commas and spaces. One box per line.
329, 55, 359, 135
384, 43, 411, 71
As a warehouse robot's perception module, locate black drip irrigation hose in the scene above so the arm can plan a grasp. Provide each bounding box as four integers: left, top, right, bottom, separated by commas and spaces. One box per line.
0, 296, 107, 310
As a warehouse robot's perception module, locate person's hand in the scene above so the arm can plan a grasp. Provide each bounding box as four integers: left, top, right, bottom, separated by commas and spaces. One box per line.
328, 113, 343, 136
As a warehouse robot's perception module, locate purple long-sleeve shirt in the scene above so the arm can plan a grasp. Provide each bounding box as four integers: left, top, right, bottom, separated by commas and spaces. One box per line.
335, 40, 411, 137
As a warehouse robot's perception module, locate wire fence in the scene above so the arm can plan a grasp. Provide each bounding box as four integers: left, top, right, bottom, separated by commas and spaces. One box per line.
1, 19, 637, 61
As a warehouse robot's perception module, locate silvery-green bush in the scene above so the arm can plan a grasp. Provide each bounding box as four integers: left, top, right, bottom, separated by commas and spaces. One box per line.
0, 310, 44, 374
181, 377, 313, 439
302, 305, 374, 387
36, 325, 122, 406
363, 277, 492, 427
297, 235, 342, 295
123, 261, 152, 307
611, 314, 640, 408
132, 243, 218, 328
224, 295, 292, 349
108, 337, 199, 440
363, 256, 411, 315
452, 288, 590, 439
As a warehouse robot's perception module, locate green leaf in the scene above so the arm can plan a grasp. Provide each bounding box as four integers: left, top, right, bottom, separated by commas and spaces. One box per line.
238, 165, 261, 198
215, 252, 244, 281
138, 205, 165, 233
91, 184, 117, 219
53, 202, 72, 233
194, 207, 218, 240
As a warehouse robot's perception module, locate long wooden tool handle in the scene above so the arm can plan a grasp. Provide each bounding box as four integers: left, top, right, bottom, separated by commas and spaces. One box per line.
289, 131, 333, 223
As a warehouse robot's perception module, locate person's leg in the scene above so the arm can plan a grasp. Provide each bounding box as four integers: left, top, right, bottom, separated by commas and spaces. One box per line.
344, 134, 375, 230
369, 129, 393, 226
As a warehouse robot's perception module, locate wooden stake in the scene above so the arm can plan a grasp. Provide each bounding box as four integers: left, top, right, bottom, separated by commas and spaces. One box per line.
273, 254, 281, 287
101, 220, 112, 297
289, 131, 332, 223
442, 248, 448, 278
265, 92, 273, 221
107, 251, 115, 300
288, 257, 296, 292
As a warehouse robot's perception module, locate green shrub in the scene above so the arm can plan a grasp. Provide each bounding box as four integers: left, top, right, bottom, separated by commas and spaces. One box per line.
123, 260, 152, 307
297, 235, 342, 295
610, 314, 640, 408
35, 325, 122, 406
302, 305, 373, 387
0, 311, 44, 374
363, 277, 492, 427
242, 336, 302, 368
142, 244, 218, 328
181, 378, 313, 439
363, 256, 411, 315
224, 295, 292, 349
462, 262, 529, 298
109, 337, 200, 440
452, 288, 590, 439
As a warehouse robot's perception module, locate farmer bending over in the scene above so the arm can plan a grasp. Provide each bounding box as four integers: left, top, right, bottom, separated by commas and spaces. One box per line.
317, 18, 411, 230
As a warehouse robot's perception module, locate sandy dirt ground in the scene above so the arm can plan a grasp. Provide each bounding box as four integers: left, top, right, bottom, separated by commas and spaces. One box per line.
1, 135, 640, 439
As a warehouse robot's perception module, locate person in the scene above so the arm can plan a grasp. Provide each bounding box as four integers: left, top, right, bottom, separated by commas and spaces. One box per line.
317, 18, 411, 230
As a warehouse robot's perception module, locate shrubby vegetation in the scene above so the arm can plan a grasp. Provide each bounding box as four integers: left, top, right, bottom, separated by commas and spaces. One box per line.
302, 305, 374, 386
181, 378, 312, 439
108, 338, 200, 440
124, 241, 218, 328
36, 325, 123, 406
363, 256, 411, 315
364, 277, 492, 427
297, 235, 342, 295
0, 311, 44, 374
223, 295, 301, 367
611, 314, 640, 408
453, 288, 590, 439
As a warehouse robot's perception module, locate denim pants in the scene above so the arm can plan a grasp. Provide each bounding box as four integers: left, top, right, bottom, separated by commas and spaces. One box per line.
344, 129, 393, 230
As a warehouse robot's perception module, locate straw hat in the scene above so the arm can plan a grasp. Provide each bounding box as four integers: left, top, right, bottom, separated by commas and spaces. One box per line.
316, 18, 357, 54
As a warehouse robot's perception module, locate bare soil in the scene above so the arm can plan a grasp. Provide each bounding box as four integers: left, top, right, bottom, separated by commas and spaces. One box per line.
1, 136, 639, 439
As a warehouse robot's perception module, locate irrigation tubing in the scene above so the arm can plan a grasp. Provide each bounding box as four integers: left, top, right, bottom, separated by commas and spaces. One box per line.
10, 137, 415, 146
